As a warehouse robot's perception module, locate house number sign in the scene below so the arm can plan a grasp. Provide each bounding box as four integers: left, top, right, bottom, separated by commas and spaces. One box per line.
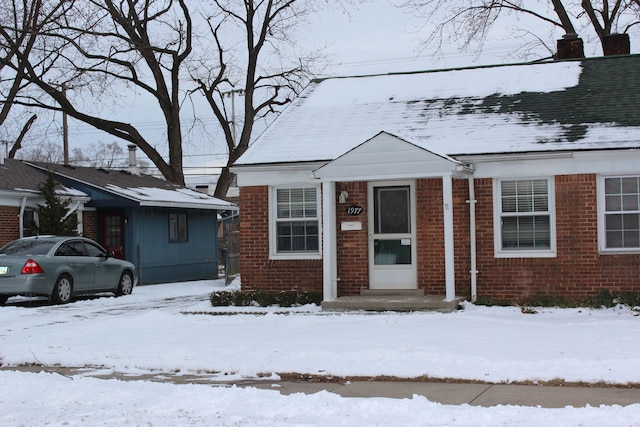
346, 205, 363, 216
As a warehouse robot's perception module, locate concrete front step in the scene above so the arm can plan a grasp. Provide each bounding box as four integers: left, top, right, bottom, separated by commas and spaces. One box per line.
321, 295, 464, 313
360, 289, 425, 297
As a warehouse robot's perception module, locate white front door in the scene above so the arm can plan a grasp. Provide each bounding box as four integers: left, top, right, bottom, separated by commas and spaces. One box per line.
368, 181, 417, 289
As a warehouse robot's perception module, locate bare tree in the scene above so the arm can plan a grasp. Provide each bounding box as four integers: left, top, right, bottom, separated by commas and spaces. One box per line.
0, 0, 72, 154
17, 138, 63, 163
193, 0, 323, 199
71, 141, 124, 168
2, 0, 192, 184
3, 0, 330, 193
397, 0, 640, 59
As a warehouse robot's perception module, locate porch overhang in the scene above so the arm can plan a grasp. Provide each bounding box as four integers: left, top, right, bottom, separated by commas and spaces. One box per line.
316, 131, 474, 307
313, 131, 473, 182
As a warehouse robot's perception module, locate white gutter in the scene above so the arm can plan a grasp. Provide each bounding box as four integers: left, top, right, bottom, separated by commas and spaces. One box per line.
467, 177, 478, 302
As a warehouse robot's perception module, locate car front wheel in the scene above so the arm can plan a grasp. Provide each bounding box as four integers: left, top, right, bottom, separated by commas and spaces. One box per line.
52, 274, 73, 304
115, 271, 134, 296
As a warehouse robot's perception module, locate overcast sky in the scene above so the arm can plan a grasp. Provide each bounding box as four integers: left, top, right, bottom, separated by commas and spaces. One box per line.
32, 0, 640, 181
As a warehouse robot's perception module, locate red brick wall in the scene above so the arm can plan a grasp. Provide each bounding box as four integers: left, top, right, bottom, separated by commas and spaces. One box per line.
239, 186, 322, 292
473, 174, 640, 302
82, 210, 97, 240
336, 182, 368, 295
239, 174, 640, 301
0, 206, 21, 246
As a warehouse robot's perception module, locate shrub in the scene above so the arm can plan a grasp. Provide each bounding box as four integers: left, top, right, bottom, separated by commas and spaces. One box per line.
210, 290, 322, 308
474, 289, 640, 311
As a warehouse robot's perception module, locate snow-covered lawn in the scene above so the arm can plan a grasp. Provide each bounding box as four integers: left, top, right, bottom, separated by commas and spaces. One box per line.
1, 279, 639, 426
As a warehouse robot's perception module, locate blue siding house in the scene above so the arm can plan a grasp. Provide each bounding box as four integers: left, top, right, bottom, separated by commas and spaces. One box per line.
27, 162, 236, 285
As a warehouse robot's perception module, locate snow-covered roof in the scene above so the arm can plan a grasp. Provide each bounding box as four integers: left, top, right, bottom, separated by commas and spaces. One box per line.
26, 162, 236, 211
104, 184, 236, 210
236, 55, 640, 166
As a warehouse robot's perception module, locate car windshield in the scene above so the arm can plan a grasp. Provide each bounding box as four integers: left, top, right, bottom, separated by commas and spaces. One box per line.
0, 239, 58, 256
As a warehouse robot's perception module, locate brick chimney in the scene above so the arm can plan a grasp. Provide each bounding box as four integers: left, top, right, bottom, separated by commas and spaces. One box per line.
556, 33, 584, 60
603, 33, 630, 56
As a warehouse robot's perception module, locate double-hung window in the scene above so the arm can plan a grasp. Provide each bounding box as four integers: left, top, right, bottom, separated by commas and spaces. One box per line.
271, 186, 321, 258
601, 176, 640, 251
494, 178, 556, 257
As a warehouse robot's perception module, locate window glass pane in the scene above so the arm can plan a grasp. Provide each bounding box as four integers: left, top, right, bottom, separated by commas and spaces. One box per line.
501, 181, 517, 212
607, 230, 623, 247
517, 196, 532, 212
623, 213, 639, 229
533, 195, 548, 212
624, 231, 640, 247
606, 195, 621, 211
606, 214, 622, 230
534, 216, 551, 247
604, 177, 640, 249
623, 195, 639, 211
605, 177, 621, 194
304, 188, 318, 217
501, 217, 518, 248
621, 177, 638, 194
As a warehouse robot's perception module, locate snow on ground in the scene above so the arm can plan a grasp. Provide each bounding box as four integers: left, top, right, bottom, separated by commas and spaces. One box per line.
1, 278, 640, 426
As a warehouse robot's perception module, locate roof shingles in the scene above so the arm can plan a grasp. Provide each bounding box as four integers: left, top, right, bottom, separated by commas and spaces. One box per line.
237, 55, 640, 165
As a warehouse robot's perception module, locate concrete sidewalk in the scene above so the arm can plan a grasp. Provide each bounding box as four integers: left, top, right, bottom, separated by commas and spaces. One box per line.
235, 380, 640, 408
3, 366, 640, 408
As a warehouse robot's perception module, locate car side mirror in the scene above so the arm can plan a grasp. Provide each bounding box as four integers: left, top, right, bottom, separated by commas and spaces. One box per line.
106, 250, 115, 258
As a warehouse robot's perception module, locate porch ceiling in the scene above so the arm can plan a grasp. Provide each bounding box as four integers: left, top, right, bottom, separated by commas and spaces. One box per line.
314, 131, 472, 182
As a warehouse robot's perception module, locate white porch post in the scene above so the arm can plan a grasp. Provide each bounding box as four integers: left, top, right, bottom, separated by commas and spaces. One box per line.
442, 175, 456, 301
322, 180, 337, 301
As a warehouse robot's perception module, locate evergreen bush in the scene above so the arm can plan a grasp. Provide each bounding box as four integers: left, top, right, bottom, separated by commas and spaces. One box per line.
210, 290, 322, 307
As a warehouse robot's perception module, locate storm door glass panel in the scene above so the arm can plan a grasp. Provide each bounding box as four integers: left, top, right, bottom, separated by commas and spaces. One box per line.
373, 186, 411, 265
374, 186, 410, 234
374, 239, 411, 265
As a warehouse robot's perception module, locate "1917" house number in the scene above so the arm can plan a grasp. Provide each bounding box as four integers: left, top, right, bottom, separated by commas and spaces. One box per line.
346, 205, 363, 216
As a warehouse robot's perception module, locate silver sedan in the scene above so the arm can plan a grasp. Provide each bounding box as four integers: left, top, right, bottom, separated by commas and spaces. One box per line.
0, 236, 136, 305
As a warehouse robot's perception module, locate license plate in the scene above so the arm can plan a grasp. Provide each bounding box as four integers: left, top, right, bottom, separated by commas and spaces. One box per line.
0, 266, 7, 275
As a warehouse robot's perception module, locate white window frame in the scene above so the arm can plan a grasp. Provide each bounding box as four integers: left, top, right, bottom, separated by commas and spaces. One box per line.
269, 184, 322, 260
598, 174, 640, 253
493, 177, 556, 258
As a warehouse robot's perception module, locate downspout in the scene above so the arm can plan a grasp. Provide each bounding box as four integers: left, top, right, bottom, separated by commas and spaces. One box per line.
18, 196, 27, 238
467, 176, 477, 302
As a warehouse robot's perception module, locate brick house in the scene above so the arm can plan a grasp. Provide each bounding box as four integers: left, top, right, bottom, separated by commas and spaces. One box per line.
231, 52, 640, 307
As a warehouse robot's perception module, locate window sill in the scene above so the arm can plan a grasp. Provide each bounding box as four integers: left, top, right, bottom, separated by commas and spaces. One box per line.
269, 253, 322, 261
494, 250, 556, 258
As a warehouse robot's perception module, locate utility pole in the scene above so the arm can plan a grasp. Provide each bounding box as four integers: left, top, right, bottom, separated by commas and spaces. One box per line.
223, 89, 245, 145
62, 83, 69, 165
